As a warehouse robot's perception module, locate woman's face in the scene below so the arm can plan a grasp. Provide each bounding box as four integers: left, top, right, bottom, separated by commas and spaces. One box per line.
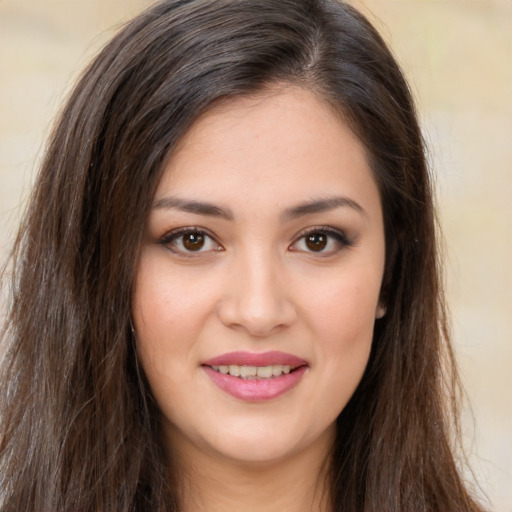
133, 87, 386, 467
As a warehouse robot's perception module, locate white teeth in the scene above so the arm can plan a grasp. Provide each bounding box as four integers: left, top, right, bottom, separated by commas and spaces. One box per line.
272, 365, 283, 376
240, 366, 257, 378
210, 364, 296, 379
228, 364, 240, 377
256, 365, 273, 378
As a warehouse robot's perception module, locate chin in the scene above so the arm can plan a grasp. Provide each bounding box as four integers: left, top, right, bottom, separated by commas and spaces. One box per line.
170, 413, 336, 468
222, 433, 301, 464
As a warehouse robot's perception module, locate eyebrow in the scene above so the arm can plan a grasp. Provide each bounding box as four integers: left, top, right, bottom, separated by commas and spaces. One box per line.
152, 196, 234, 220
152, 195, 365, 221
281, 196, 366, 221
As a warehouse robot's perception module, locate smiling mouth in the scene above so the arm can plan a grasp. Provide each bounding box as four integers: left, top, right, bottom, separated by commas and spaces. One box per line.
209, 364, 297, 379
203, 354, 308, 400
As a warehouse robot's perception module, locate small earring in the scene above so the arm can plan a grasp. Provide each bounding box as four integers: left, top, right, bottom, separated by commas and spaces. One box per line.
376, 304, 387, 319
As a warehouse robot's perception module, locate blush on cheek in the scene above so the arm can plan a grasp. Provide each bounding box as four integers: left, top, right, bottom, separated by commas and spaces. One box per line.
312, 285, 379, 330
318, 292, 376, 370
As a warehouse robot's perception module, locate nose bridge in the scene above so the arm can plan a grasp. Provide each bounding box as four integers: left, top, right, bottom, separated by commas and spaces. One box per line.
242, 246, 280, 308
218, 244, 296, 336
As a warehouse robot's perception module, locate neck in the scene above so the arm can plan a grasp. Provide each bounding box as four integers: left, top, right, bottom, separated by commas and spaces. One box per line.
168, 429, 334, 512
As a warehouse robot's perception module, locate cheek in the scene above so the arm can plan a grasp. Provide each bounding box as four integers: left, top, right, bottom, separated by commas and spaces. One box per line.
132, 253, 207, 381
132, 256, 209, 423
300, 267, 380, 396
303, 265, 382, 336
316, 285, 375, 374
133, 252, 214, 343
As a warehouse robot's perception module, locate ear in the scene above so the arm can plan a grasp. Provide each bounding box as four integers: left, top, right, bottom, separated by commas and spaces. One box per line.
375, 303, 387, 319
376, 234, 398, 321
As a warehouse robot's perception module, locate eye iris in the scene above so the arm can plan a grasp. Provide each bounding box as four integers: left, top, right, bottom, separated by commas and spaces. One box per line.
183, 232, 205, 251
305, 232, 327, 251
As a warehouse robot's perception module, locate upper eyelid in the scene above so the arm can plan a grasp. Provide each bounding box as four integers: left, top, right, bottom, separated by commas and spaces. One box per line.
157, 228, 224, 257
159, 226, 220, 244
292, 225, 349, 241
289, 226, 352, 252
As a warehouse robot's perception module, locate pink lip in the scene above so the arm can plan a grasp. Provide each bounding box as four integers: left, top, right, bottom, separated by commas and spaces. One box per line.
203, 351, 307, 367
202, 351, 308, 402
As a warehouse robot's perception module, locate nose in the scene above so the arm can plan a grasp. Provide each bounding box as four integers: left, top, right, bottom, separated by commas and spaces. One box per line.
217, 251, 297, 337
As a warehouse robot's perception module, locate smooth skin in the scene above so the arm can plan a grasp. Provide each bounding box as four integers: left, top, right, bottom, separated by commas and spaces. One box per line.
133, 86, 386, 512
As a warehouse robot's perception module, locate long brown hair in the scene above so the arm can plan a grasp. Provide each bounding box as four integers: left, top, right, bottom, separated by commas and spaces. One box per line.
0, 1, 485, 510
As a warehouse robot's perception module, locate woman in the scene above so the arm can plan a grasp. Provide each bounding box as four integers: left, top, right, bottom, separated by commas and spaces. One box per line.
0, 0, 486, 511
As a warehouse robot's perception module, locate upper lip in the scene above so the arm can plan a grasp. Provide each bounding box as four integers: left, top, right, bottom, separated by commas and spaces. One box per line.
202, 351, 308, 368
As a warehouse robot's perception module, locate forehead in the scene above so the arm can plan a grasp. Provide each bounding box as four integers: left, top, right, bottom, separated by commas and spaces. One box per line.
155, 86, 380, 219
169, 86, 358, 170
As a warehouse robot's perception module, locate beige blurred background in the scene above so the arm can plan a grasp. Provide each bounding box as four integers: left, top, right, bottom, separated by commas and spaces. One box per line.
0, 0, 511, 509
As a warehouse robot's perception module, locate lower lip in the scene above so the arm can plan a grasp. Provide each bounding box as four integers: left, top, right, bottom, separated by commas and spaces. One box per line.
203, 366, 307, 401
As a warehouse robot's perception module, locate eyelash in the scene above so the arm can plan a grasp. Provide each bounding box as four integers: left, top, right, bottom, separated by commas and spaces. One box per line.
157, 226, 352, 257
290, 226, 352, 255
158, 227, 223, 256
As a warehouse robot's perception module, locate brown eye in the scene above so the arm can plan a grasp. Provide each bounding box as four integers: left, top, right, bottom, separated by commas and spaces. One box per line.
305, 232, 328, 252
183, 232, 205, 251
160, 228, 222, 255
289, 227, 350, 255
